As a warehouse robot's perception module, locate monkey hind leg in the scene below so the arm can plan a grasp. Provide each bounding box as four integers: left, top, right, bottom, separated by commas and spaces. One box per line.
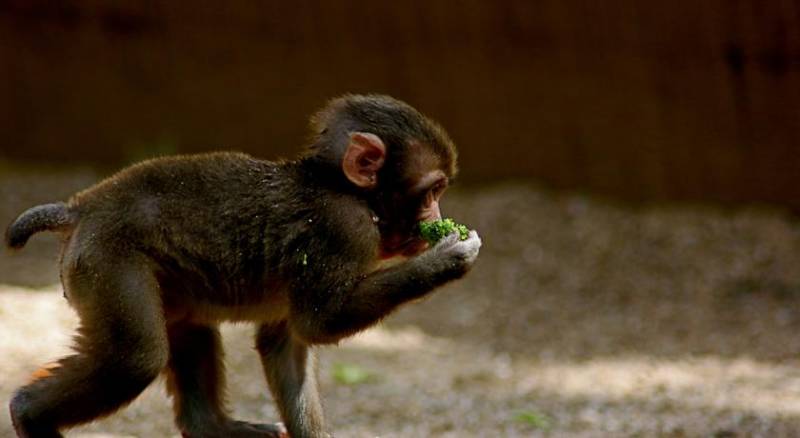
165, 323, 287, 438
10, 350, 165, 437
10, 256, 169, 436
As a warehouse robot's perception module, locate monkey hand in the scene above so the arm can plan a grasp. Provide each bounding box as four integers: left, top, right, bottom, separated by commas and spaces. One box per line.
426, 229, 481, 277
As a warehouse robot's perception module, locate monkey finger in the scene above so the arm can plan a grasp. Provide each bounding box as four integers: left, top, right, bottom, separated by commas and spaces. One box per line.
458, 231, 482, 263
436, 231, 461, 247
466, 229, 481, 244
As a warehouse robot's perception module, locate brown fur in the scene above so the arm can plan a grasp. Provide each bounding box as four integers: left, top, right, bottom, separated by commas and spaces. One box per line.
6, 94, 480, 438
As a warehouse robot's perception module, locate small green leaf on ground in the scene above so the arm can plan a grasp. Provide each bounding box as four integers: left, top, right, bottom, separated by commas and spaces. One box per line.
332, 363, 372, 385
514, 409, 552, 429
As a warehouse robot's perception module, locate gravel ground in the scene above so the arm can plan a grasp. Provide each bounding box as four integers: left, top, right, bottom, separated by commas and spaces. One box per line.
1, 163, 800, 437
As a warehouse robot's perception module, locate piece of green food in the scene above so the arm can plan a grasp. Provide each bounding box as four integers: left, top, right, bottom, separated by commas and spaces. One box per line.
418, 218, 470, 244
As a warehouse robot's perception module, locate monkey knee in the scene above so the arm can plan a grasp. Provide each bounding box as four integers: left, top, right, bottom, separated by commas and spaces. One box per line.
98, 333, 168, 387
98, 314, 169, 378
118, 346, 168, 384
125, 358, 166, 387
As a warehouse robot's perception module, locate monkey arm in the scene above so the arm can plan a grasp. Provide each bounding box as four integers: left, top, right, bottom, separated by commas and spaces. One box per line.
256, 322, 326, 438
289, 232, 480, 344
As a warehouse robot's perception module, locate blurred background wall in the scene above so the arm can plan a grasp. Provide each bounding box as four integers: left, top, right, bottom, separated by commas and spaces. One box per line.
0, 1, 798, 210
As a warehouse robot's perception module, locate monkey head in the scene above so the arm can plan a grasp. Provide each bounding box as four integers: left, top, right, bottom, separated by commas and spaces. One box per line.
306, 94, 458, 259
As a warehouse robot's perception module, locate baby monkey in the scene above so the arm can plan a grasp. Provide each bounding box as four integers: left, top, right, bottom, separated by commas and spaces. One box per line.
6, 94, 481, 438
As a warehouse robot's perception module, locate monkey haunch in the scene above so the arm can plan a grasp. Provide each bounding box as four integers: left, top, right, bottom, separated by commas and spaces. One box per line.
5, 94, 481, 438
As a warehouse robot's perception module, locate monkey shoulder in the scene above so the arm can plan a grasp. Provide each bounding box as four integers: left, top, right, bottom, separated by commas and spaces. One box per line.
318, 194, 378, 246
284, 191, 379, 276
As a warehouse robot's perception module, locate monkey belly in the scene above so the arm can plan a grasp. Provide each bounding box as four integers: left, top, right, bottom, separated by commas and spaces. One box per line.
191, 296, 290, 324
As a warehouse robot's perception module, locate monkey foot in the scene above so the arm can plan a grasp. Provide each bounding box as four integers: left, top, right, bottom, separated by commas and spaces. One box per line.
220, 420, 288, 438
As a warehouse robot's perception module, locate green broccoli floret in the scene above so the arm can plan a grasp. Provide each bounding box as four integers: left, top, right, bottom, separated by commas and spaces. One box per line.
418, 218, 470, 245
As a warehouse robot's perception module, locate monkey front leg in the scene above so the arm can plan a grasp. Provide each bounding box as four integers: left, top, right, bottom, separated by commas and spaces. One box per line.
294, 231, 482, 344
256, 322, 328, 438
166, 322, 288, 438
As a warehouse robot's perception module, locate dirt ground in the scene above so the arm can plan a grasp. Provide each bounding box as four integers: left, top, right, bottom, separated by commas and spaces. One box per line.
2, 163, 800, 437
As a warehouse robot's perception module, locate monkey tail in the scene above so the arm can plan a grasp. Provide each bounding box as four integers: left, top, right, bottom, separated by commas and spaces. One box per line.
5, 202, 75, 250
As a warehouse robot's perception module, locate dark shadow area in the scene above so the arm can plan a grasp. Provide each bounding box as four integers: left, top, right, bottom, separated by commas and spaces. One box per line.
2, 2, 800, 211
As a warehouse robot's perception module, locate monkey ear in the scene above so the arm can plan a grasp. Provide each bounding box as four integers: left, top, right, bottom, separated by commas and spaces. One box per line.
342, 132, 386, 189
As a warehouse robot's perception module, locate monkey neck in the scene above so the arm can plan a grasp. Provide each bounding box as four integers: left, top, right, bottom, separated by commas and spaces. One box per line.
292, 156, 382, 225
295, 156, 368, 198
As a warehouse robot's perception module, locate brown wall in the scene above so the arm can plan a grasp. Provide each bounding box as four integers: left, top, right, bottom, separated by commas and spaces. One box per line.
1, 1, 799, 208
